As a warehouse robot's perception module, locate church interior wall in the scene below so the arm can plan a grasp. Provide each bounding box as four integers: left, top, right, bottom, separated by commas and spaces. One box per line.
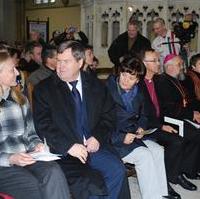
25, 6, 81, 41
1, 0, 200, 69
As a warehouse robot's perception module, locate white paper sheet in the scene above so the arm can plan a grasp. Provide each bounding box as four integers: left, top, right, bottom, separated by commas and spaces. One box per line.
143, 128, 158, 135
30, 151, 61, 161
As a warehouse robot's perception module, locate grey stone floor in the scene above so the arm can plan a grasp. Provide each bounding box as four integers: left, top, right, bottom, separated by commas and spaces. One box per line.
129, 177, 200, 199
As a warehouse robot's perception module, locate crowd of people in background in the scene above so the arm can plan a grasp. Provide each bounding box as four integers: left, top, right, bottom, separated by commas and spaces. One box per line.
0, 15, 200, 199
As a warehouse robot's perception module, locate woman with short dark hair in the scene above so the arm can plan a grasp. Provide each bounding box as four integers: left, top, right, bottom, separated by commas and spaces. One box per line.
106, 55, 169, 199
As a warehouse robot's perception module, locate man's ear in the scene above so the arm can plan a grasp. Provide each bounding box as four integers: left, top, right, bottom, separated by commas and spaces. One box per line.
79, 59, 84, 69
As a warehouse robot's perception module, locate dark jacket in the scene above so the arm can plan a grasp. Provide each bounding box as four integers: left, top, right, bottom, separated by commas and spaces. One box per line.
106, 75, 147, 158
108, 31, 151, 66
32, 71, 117, 198
33, 71, 116, 154
27, 65, 54, 86
155, 73, 193, 120
19, 59, 40, 73
139, 78, 163, 129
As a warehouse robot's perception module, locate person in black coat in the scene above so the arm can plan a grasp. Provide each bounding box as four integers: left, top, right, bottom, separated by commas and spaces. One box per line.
154, 53, 200, 182
32, 41, 130, 199
108, 19, 151, 73
19, 41, 42, 73
140, 49, 198, 196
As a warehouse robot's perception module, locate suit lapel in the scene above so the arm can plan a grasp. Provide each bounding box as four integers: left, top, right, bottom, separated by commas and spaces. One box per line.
81, 72, 94, 130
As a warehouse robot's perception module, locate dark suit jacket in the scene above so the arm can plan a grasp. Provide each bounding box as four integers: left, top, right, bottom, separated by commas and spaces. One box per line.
106, 75, 147, 158
32, 71, 116, 198
155, 73, 193, 120
108, 31, 151, 66
139, 78, 163, 129
33, 71, 116, 155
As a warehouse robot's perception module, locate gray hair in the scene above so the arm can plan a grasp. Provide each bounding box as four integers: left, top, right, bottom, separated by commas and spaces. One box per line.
153, 18, 165, 26
57, 41, 85, 62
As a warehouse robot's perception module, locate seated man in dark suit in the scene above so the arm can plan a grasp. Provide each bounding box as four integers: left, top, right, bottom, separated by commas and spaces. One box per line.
32, 41, 130, 199
140, 49, 199, 197
154, 53, 200, 181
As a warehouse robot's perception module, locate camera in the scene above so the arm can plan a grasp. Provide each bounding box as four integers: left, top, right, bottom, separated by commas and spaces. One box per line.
67, 26, 77, 33
173, 20, 197, 45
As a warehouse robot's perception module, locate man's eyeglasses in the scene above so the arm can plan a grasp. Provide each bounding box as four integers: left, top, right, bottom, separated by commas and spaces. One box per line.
144, 59, 160, 63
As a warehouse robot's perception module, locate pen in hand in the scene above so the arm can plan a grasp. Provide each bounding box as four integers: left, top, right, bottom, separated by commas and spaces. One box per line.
44, 138, 50, 152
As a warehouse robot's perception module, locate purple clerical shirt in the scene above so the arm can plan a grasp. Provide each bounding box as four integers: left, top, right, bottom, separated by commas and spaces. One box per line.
144, 78, 160, 117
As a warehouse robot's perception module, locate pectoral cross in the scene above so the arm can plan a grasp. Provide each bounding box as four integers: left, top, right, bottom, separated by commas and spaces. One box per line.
183, 98, 187, 107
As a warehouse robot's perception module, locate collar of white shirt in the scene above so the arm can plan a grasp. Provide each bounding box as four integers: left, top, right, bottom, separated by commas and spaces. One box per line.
66, 72, 83, 99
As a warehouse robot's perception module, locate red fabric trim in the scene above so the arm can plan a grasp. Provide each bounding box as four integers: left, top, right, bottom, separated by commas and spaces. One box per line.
171, 32, 177, 55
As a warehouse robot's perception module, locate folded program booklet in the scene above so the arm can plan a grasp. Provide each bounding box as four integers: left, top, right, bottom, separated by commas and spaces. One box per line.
164, 116, 184, 137
142, 128, 158, 135
30, 151, 62, 161
184, 119, 200, 129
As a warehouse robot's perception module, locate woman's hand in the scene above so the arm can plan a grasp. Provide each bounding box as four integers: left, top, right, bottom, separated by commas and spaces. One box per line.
135, 127, 144, 139
124, 133, 136, 145
9, 153, 36, 167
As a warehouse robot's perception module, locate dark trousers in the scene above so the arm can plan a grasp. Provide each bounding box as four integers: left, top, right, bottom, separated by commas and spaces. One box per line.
155, 130, 184, 183
88, 149, 127, 199
0, 161, 70, 199
59, 149, 130, 199
181, 122, 200, 176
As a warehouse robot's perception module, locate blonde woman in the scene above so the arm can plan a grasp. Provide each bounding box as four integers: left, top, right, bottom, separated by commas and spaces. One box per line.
0, 52, 70, 199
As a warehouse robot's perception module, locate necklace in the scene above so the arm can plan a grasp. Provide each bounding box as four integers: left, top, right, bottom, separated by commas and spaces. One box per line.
167, 77, 188, 107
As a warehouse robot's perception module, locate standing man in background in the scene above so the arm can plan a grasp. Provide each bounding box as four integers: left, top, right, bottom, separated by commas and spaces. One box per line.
152, 18, 181, 71
108, 18, 151, 74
